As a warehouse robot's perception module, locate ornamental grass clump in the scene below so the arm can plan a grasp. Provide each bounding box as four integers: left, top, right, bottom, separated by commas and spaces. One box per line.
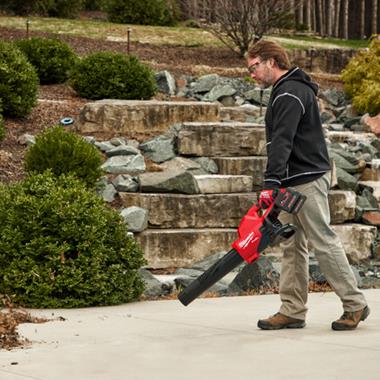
69, 52, 157, 100
16, 38, 78, 84
25, 126, 103, 188
0, 171, 146, 308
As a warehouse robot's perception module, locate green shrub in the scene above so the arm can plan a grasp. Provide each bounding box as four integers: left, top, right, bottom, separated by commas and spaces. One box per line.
341, 39, 380, 115
83, 0, 105, 11
0, 41, 38, 118
0, 0, 82, 17
25, 126, 103, 188
16, 38, 78, 84
105, 0, 178, 26
48, 0, 83, 18
0, 0, 52, 16
0, 171, 145, 308
69, 52, 157, 100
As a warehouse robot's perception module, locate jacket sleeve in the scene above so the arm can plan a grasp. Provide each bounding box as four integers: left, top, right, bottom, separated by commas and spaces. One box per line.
263, 93, 304, 189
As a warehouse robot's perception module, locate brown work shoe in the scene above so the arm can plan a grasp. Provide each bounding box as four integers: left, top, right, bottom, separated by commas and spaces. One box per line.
331, 306, 370, 331
257, 312, 305, 330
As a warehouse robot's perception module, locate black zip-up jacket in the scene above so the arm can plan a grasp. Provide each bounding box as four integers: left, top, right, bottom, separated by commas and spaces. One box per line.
263, 67, 330, 189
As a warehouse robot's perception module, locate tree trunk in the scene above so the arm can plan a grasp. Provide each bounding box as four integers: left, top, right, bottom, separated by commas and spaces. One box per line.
326, 0, 333, 36
305, 0, 312, 30
334, 0, 341, 37
372, 0, 378, 35
316, 0, 324, 35
359, 0, 365, 38
342, 0, 349, 39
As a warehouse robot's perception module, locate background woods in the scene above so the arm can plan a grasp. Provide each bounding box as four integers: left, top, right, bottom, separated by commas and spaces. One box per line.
179, 0, 380, 40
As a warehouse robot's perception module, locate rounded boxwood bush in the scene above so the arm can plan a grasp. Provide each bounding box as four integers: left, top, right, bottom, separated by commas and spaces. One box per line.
0, 171, 146, 308
341, 39, 380, 115
69, 52, 157, 100
105, 0, 178, 26
25, 126, 103, 188
0, 41, 38, 117
16, 38, 78, 84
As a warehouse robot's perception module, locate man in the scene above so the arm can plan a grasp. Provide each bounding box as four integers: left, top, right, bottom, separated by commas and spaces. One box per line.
247, 40, 369, 331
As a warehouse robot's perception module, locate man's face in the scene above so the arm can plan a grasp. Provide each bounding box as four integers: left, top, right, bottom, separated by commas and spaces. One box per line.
247, 57, 274, 89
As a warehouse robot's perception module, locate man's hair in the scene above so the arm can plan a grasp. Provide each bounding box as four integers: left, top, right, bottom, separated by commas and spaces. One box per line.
247, 40, 291, 70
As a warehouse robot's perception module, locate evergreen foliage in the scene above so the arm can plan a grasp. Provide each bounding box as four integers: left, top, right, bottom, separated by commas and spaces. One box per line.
16, 38, 78, 84
25, 126, 104, 188
0, 171, 146, 308
0, 41, 38, 117
105, 0, 178, 26
69, 52, 157, 100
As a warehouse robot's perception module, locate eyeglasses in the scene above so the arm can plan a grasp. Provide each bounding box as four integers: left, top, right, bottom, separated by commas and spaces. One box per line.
248, 60, 266, 74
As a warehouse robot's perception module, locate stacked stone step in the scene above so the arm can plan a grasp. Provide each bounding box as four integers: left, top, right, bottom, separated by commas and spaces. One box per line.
121, 121, 376, 268
78, 100, 377, 268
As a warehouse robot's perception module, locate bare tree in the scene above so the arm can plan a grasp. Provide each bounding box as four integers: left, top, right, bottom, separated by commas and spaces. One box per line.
201, 0, 299, 57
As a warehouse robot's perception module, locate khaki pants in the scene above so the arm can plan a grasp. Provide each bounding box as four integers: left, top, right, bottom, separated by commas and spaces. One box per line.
278, 172, 367, 320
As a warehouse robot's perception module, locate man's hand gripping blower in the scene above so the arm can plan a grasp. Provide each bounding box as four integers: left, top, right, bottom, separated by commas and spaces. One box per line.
178, 188, 306, 306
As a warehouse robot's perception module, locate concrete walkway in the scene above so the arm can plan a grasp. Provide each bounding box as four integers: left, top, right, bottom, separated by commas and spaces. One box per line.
0, 289, 379, 380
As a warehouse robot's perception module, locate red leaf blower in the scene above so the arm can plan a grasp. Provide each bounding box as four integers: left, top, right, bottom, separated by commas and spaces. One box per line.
178, 188, 306, 306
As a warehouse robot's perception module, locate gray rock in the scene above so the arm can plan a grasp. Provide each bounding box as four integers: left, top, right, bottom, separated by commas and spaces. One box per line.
191, 74, 220, 93
244, 88, 271, 106
83, 136, 96, 144
219, 96, 236, 107
127, 139, 140, 149
336, 167, 358, 190
320, 110, 336, 124
191, 157, 219, 174
139, 269, 172, 297
18, 133, 35, 146
100, 183, 117, 203
106, 144, 140, 157
112, 174, 139, 192
155, 70, 176, 96
160, 156, 204, 174
120, 206, 148, 232
329, 123, 344, 131
101, 154, 146, 174
329, 151, 365, 173
228, 256, 280, 293
203, 84, 236, 102
139, 135, 175, 163
320, 89, 346, 107
110, 137, 127, 146
344, 117, 362, 129
139, 170, 200, 194
95, 141, 115, 152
